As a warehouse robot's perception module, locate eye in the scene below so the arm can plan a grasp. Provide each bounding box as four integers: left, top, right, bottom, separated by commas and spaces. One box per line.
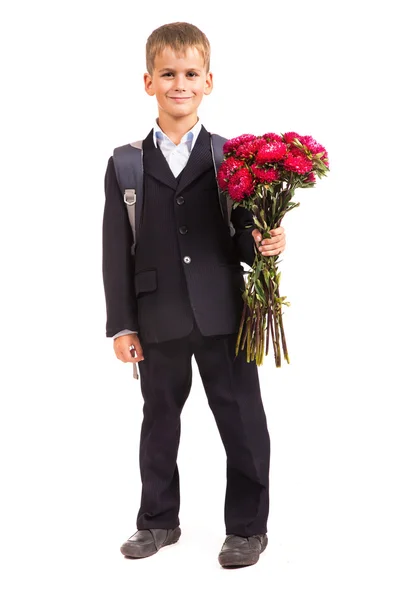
187, 72, 198, 78
161, 72, 174, 77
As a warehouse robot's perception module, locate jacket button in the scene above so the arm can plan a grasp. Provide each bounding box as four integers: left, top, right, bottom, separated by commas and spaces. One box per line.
179, 226, 188, 234
183, 256, 191, 264
176, 196, 185, 205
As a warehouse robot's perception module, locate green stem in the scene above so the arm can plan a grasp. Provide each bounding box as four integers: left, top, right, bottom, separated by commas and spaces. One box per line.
236, 301, 247, 357
241, 316, 249, 351
265, 306, 271, 356
270, 264, 282, 368
278, 302, 290, 364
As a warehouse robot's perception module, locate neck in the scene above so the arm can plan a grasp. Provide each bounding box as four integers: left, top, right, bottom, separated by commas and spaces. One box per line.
157, 113, 199, 145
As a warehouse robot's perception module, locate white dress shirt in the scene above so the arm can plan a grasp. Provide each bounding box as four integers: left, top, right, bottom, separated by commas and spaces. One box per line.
113, 119, 203, 339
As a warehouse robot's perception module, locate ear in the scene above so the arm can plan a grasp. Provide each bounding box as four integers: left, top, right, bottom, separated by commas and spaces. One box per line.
203, 71, 213, 96
144, 72, 155, 96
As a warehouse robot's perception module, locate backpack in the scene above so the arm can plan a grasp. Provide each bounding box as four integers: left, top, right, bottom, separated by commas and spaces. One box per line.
112, 133, 234, 255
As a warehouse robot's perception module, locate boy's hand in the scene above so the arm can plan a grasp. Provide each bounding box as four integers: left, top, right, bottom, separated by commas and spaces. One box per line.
113, 333, 144, 363
252, 226, 286, 256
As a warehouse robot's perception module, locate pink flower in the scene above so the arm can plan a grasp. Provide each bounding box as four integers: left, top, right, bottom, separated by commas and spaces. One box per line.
305, 172, 316, 183
256, 141, 287, 164
299, 135, 324, 154
263, 133, 283, 143
283, 152, 313, 174
283, 132, 301, 144
227, 168, 255, 201
235, 138, 264, 159
251, 166, 280, 184
223, 134, 257, 155
286, 134, 329, 168
217, 157, 244, 190
299, 135, 328, 162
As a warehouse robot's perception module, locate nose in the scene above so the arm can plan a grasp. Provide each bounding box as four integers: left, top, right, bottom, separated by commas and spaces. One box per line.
174, 74, 186, 92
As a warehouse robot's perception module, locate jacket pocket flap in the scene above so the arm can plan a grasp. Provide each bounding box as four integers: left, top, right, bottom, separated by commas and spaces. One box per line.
134, 269, 157, 294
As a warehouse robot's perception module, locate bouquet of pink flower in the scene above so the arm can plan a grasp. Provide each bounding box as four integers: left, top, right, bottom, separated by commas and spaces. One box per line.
217, 132, 329, 367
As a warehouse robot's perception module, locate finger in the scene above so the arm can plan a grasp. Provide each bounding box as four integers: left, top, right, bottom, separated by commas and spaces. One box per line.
131, 350, 144, 363
260, 236, 284, 247
262, 230, 285, 242
128, 343, 144, 363
121, 350, 139, 363
260, 247, 283, 256
115, 346, 142, 364
269, 226, 284, 236
115, 349, 129, 363
258, 242, 285, 255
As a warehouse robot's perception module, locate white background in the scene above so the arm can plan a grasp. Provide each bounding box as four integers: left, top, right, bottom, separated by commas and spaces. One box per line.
1, 0, 399, 598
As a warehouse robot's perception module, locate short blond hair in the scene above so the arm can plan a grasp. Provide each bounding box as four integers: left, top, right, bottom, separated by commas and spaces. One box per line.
146, 22, 211, 74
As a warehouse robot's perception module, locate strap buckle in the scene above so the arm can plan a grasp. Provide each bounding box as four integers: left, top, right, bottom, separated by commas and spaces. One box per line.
124, 189, 136, 206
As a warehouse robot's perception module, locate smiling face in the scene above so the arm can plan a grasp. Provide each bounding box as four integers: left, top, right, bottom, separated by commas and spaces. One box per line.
144, 45, 213, 122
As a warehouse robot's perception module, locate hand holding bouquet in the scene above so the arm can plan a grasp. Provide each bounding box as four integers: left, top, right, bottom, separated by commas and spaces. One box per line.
217, 132, 329, 367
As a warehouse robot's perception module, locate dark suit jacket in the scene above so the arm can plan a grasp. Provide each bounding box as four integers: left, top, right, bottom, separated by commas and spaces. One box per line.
102, 126, 256, 343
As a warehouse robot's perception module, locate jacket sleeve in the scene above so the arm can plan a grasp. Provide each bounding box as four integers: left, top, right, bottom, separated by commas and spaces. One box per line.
230, 204, 257, 268
102, 156, 139, 337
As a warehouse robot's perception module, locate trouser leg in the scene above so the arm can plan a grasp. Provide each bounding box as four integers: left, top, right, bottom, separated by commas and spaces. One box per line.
136, 334, 193, 529
193, 328, 270, 536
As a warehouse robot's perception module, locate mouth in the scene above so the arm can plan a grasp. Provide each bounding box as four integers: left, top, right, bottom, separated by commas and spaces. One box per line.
168, 96, 193, 102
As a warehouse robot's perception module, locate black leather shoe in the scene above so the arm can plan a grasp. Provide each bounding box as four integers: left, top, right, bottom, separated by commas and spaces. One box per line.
120, 527, 181, 559
218, 534, 268, 568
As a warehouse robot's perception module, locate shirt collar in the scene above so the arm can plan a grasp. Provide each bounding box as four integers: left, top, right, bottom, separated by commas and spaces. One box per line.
153, 119, 202, 150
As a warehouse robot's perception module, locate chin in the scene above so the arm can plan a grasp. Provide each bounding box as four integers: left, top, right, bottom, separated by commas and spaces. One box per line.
169, 109, 195, 118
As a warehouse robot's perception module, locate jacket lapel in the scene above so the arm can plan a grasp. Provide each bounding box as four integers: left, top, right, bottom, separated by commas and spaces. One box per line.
142, 130, 178, 190
176, 125, 213, 194
142, 125, 215, 193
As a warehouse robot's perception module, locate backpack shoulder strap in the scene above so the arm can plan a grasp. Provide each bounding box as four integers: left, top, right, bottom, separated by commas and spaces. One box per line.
210, 133, 235, 236
113, 134, 234, 249
112, 140, 143, 254
210, 133, 226, 168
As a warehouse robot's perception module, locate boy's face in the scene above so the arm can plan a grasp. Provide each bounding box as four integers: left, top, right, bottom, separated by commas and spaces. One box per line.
144, 46, 213, 121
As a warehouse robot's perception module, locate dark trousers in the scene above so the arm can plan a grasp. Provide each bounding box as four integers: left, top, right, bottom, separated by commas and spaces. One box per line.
136, 318, 271, 536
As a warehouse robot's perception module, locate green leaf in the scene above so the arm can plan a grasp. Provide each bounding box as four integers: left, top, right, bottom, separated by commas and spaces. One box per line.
254, 260, 263, 280
253, 217, 264, 230
254, 279, 265, 301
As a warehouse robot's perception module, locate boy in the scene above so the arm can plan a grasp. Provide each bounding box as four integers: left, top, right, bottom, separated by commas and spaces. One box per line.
102, 22, 286, 568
